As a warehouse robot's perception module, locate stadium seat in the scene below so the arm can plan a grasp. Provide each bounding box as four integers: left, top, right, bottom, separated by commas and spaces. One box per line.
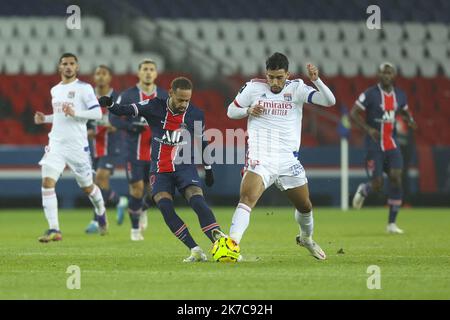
404, 22, 427, 43
300, 21, 322, 42
345, 42, 365, 61
218, 20, 241, 42
305, 43, 327, 61
40, 57, 58, 75
259, 20, 282, 42
248, 42, 268, 59
397, 59, 418, 77
2, 57, 21, 74
207, 41, 228, 60
228, 41, 248, 60
111, 36, 133, 56
319, 22, 340, 42
14, 18, 35, 38
178, 19, 200, 42
365, 43, 385, 60
403, 43, 426, 61
33, 19, 52, 39
7, 40, 27, 57
26, 39, 45, 57
382, 22, 404, 43
61, 41, 80, 56
338, 21, 361, 42
0, 18, 15, 38
279, 21, 301, 42
326, 42, 346, 60
83, 17, 105, 38
321, 60, 340, 77
383, 43, 404, 63
79, 39, 98, 57
427, 42, 449, 64
426, 23, 449, 42
238, 58, 262, 76
198, 19, 220, 41
22, 58, 40, 75
48, 18, 67, 38
339, 60, 359, 77
238, 20, 260, 42
361, 27, 382, 43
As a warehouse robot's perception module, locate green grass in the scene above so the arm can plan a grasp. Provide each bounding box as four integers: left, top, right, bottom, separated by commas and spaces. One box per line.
0, 207, 449, 299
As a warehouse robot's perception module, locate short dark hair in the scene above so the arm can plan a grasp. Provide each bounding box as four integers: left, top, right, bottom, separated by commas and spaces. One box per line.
59, 52, 78, 63
171, 77, 193, 91
138, 59, 156, 70
96, 64, 113, 75
266, 52, 289, 71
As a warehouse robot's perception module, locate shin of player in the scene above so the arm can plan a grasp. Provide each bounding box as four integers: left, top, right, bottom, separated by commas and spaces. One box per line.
35, 53, 108, 242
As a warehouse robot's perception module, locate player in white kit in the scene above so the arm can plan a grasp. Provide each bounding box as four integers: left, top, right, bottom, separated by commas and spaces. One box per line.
34, 53, 108, 242
215, 53, 336, 260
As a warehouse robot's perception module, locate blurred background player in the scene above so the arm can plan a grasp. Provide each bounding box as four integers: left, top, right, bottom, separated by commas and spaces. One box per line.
116, 59, 168, 241
223, 53, 336, 260
85, 65, 128, 233
351, 62, 417, 234
100, 77, 218, 262
34, 53, 108, 242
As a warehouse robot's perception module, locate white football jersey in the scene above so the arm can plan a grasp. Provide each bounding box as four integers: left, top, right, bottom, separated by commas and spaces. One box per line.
48, 79, 99, 148
233, 78, 316, 161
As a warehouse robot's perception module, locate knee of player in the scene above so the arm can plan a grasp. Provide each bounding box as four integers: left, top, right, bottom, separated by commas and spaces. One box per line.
239, 193, 258, 209
372, 178, 384, 192
389, 173, 402, 186
42, 177, 56, 188
82, 184, 95, 194
297, 199, 313, 213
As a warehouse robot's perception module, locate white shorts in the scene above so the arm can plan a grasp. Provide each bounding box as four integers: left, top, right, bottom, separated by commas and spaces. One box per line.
39, 141, 93, 188
244, 153, 308, 191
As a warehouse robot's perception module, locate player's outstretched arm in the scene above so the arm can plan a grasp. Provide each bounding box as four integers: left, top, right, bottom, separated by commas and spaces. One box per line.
306, 64, 336, 107
99, 96, 142, 118
63, 103, 102, 120
34, 111, 53, 124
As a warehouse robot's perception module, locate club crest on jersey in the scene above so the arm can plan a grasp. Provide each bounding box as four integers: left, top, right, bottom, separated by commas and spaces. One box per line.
67, 91, 75, 98
283, 93, 292, 101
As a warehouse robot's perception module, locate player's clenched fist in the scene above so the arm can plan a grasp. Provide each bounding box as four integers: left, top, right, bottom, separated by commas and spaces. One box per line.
34, 111, 45, 125
247, 104, 265, 117
62, 104, 75, 117
99, 96, 113, 107
307, 63, 319, 81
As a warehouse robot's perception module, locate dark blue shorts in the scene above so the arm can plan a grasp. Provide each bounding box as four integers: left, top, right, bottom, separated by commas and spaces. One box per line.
150, 166, 202, 197
126, 160, 151, 184
93, 155, 118, 175
365, 148, 403, 179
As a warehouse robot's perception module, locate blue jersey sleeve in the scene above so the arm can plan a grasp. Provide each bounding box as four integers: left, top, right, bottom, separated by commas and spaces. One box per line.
355, 88, 372, 110
396, 89, 408, 110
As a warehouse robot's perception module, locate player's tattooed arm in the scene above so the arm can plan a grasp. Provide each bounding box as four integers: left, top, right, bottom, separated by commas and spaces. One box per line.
350, 104, 380, 141
307, 64, 336, 107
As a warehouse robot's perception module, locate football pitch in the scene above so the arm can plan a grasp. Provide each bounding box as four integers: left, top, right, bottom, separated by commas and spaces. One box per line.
0, 207, 449, 300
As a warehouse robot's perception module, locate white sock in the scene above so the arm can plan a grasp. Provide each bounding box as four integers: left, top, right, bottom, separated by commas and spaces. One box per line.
229, 203, 251, 244
295, 210, 314, 242
42, 187, 59, 230
88, 185, 105, 216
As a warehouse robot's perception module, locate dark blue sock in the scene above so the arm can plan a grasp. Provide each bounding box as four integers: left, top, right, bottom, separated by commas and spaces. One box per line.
101, 188, 119, 207
189, 195, 220, 242
389, 205, 400, 223
128, 195, 142, 229
388, 184, 402, 224
157, 198, 197, 249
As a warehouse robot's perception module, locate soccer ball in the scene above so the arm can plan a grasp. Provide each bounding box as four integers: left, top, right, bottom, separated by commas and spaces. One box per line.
211, 237, 241, 262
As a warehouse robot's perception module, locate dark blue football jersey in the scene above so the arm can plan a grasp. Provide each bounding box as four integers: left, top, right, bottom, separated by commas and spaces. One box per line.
115, 86, 168, 162
108, 97, 206, 173
355, 84, 408, 151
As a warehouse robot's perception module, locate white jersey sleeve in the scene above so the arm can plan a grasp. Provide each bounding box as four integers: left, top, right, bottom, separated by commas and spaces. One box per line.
82, 84, 100, 110
293, 80, 317, 105
233, 82, 254, 109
